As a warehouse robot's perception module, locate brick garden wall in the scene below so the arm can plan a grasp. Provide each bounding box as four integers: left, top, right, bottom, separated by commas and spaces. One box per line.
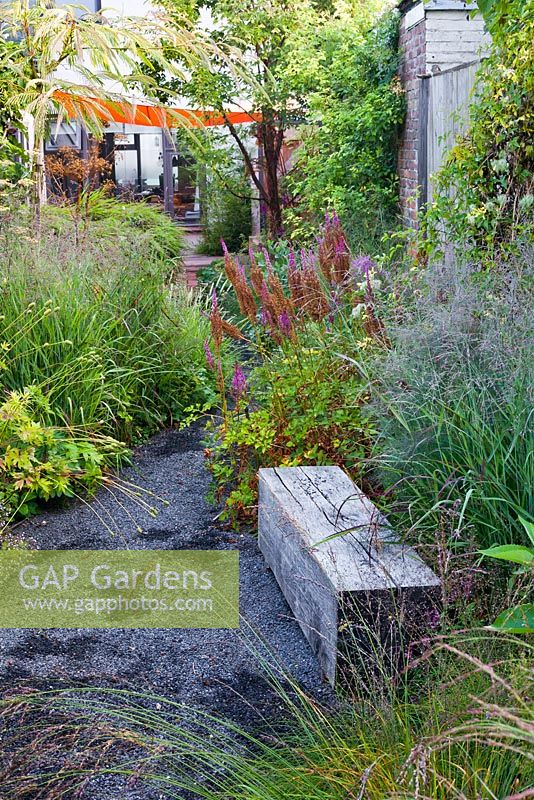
398, 15, 427, 227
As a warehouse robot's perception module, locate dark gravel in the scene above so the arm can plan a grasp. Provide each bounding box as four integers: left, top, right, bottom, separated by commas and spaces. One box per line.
0, 423, 331, 798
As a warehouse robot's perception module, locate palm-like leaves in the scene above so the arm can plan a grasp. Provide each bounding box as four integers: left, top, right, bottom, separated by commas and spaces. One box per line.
0, 0, 238, 139
0, 0, 254, 210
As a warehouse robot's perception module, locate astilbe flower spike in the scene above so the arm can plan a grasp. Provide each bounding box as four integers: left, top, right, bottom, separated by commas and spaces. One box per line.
288, 248, 304, 308
230, 363, 248, 402
278, 311, 294, 339
223, 247, 257, 324
209, 289, 223, 349
203, 339, 215, 370
318, 210, 350, 285
249, 248, 265, 298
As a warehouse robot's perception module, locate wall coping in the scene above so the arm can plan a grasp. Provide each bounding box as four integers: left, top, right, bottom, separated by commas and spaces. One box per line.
399, 1, 478, 15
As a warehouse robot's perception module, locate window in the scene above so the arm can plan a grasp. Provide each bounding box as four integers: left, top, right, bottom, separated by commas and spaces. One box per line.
46, 120, 82, 151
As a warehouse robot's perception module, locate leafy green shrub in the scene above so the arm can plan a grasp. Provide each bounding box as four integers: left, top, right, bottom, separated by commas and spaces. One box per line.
285, 10, 405, 252
207, 327, 377, 524
0, 387, 127, 519
198, 179, 252, 256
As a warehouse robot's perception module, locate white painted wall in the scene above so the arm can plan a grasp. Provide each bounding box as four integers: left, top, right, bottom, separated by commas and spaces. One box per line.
425, 9, 490, 71
103, 0, 155, 17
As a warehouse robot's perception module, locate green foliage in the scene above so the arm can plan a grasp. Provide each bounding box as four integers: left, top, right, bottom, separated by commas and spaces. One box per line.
481, 516, 534, 634
198, 178, 252, 256
0, 198, 218, 447
153, 0, 395, 238
285, 10, 405, 251
207, 323, 379, 526
0, 37, 27, 183
0, 387, 127, 519
422, 0, 534, 259
373, 251, 534, 555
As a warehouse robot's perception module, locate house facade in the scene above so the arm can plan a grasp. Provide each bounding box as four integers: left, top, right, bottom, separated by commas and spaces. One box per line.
46, 0, 204, 222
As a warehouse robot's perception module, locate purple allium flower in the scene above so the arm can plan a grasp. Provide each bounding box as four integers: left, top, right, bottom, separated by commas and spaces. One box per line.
352, 255, 377, 278
278, 311, 292, 336
231, 363, 248, 400
221, 239, 229, 256
204, 339, 215, 370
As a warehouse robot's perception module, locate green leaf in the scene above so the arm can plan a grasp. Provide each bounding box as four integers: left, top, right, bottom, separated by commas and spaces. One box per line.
519, 516, 534, 547
491, 603, 534, 634
480, 544, 534, 565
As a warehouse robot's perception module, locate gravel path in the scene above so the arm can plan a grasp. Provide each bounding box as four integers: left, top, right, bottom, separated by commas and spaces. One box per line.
0, 423, 330, 798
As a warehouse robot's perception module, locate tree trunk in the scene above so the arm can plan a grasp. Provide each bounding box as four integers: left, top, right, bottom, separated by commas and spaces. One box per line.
23, 112, 47, 226
258, 120, 284, 239
224, 114, 286, 240
34, 135, 48, 207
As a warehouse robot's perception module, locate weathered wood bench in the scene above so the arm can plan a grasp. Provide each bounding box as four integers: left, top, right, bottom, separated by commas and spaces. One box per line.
258, 466, 440, 686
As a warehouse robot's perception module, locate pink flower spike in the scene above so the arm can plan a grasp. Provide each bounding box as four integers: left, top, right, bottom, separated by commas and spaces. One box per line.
288, 247, 296, 273
278, 311, 292, 336
221, 239, 229, 256
231, 363, 248, 400
204, 339, 215, 370
261, 247, 273, 275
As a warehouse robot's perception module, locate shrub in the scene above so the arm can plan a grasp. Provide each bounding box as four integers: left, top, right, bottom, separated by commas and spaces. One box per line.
285, 10, 406, 252
0, 387, 127, 519
204, 217, 387, 525
207, 326, 378, 524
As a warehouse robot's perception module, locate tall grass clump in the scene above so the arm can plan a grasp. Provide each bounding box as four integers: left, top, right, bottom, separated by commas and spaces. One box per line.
374, 249, 534, 551
0, 198, 221, 518
0, 201, 216, 443
0, 634, 531, 799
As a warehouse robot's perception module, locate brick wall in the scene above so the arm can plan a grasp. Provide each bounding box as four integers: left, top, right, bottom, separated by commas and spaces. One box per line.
398, 15, 427, 227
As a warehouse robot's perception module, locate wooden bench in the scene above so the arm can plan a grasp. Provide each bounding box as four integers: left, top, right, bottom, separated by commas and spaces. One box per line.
258, 466, 440, 686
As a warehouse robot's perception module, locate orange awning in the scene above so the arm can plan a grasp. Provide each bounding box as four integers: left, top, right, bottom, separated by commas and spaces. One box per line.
53, 90, 261, 129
